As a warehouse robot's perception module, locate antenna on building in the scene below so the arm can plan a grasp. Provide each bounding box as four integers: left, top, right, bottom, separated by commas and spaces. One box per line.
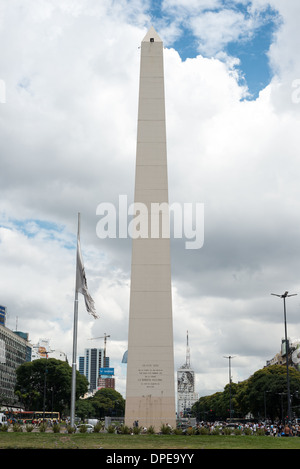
186, 330, 190, 368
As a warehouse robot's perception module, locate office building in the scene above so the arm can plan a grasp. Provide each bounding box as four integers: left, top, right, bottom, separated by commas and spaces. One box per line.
79, 348, 105, 393
0, 324, 32, 404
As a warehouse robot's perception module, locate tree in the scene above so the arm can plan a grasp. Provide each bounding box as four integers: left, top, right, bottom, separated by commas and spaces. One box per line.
192, 392, 228, 421
191, 364, 300, 422
234, 379, 250, 417
75, 399, 95, 421
246, 365, 300, 421
15, 358, 88, 415
91, 388, 125, 419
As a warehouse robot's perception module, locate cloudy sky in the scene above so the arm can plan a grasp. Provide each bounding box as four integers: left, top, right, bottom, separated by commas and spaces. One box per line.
1, 0, 300, 401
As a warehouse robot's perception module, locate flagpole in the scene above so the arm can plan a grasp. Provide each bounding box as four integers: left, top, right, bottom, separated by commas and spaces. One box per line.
70, 212, 80, 428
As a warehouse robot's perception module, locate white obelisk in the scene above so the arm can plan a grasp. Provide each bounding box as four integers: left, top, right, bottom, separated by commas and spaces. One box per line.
125, 27, 176, 430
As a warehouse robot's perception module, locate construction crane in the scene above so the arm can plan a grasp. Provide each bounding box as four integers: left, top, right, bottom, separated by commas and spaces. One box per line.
88, 333, 110, 366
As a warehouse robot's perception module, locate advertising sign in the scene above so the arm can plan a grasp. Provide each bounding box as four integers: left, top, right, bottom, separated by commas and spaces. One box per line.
99, 367, 114, 376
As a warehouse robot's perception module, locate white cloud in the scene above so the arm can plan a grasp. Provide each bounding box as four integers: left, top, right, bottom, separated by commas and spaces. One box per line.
162, 0, 222, 13
190, 9, 253, 55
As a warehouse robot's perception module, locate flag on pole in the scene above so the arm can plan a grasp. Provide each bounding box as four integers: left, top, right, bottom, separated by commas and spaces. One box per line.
76, 236, 99, 319
71, 213, 98, 428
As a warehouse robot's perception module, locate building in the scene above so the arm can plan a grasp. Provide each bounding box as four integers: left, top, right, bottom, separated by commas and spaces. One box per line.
78, 347, 116, 393
0, 305, 6, 327
0, 324, 32, 404
98, 364, 115, 390
79, 348, 105, 393
98, 377, 115, 390
177, 332, 199, 417
31, 338, 67, 361
266, 338, 300, 371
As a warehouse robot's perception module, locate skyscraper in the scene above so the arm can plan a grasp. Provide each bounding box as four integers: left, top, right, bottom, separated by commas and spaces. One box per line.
125, 27, 176, 430
79, 348, 105, 393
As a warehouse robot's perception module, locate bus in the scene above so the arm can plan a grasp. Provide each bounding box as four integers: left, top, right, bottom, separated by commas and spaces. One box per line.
6, 411, 60, 424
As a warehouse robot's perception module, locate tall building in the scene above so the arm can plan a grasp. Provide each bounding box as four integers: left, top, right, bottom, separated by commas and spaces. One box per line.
79, 348, 105, 393
125, 27, 176, 430
0, 324, 32, 403
177, 332, 199, 417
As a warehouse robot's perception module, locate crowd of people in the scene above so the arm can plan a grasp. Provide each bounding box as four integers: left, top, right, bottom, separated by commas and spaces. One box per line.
195, 420, 300, 436
7, 416, 60, 426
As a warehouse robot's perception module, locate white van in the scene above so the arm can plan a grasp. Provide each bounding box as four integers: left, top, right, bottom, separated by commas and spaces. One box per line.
87, 419, 98, 426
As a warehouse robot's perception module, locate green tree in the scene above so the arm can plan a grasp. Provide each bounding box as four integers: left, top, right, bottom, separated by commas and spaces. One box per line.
192, 392, 227, 421
192, 365, 300, 422
75, 398, 95, 421
234, 379, 250, 417
246, 365, 300, 421
15, 358, 88, 415
91, 388, 125, 419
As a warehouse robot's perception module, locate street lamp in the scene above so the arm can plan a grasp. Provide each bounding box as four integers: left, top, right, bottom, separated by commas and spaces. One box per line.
264, 390, 271, 421
271, 291, 297, 426
43, 348, 55, 421
224, 355, 235, 421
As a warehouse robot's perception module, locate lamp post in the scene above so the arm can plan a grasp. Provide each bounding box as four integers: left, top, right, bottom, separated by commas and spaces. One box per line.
224, 355, 235, 421
42, 348, 55, 421
264, 390, 271, 421
271, 291, 297, 426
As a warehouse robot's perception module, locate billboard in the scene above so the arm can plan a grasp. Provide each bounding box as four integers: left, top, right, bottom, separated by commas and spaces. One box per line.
99, 367, 114, 376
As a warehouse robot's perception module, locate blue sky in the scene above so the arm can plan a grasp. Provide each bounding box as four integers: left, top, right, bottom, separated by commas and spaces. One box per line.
147, 0, 280, 99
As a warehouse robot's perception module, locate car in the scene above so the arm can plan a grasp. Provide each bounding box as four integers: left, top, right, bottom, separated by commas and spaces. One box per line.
225, 422, 240, 429
75, 423, 94, 433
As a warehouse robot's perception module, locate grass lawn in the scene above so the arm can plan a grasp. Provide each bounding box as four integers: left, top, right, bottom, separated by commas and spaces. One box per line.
1, 433, 300, 449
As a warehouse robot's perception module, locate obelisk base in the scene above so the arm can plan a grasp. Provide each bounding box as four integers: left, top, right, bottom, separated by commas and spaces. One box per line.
125, 396, 176, 431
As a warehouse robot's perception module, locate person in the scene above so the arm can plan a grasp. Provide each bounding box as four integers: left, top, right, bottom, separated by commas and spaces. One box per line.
284, 424, 292, 436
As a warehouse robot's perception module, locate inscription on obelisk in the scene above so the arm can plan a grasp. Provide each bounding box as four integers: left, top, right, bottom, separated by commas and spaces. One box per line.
125, 27, 176, 431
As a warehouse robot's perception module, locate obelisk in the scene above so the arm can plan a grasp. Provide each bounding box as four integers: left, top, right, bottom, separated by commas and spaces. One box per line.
125, 27, 176, 431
